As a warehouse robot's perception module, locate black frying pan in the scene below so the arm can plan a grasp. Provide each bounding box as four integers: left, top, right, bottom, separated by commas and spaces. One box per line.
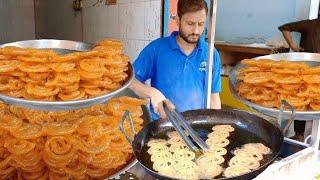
120, 108, 287, 180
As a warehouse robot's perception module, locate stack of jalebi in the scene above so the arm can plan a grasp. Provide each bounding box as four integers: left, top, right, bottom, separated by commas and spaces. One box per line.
0, 96, 147, 179
0, 39, 129, 101
237, 59, 320, 111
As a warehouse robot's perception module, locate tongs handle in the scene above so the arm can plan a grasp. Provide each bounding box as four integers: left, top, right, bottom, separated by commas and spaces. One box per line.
171, 110, 209, 150
119, 110, 136, 145
278, 99, 296, 135
163, 102, 208, 151
163, 103, 198, 151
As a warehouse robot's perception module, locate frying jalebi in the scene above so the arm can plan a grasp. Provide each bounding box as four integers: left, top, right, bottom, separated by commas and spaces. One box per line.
205, 137, 230, 148
206, 147, 228, 156
224, 166, 251, 178
242, 143, 271, 155
147, 125, 271, 179
212, 124, 235, 132
151, 151, 173, 162
233, 149, 263, 161
147, 139, 168, 147
228, 156, 260, 170
196, 152, 225, 165
199, 164, 222, 179
172, 149, 195, 161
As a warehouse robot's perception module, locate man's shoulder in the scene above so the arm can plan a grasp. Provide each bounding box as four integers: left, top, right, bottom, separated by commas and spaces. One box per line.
146, 36, 170, 49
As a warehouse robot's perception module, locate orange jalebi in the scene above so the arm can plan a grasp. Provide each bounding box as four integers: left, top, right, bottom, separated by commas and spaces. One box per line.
0, 96, 147, 179
0, 39, 130, 101
237, 59, 320, 110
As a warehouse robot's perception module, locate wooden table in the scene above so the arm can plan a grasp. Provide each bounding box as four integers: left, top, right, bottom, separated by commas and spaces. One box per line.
215, 42, 289, 65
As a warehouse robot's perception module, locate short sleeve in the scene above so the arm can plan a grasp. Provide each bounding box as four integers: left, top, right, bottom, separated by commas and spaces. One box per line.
211, 48, 222, 93
278, 20, 311, 33
133, 42, 156, 82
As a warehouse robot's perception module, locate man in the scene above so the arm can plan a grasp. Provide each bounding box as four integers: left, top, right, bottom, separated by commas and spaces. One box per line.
130, 0, 221, 120
279, 19, 320, 53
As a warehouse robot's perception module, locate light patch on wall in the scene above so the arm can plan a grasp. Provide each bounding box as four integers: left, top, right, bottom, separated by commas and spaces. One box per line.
106, 0, 116, 5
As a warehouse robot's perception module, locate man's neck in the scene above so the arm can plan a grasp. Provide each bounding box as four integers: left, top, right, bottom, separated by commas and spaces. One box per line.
176, 35, 197, 56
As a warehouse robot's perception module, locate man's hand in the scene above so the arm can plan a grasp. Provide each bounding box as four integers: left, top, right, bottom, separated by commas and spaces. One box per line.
129, 79, 175, 119
290, 44, 304, 52
158, 100, 175, 119
149, 88, 175, 119
210, 93, 221, 109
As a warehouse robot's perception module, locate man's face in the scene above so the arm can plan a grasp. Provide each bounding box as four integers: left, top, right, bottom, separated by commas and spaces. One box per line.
177, 9, 207, 44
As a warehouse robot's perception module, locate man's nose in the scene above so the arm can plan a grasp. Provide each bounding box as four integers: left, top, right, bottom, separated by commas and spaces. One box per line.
193, 25, 200, 34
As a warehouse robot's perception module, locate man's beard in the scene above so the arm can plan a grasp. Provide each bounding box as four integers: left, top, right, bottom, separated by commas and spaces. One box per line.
179, 29, 201, 44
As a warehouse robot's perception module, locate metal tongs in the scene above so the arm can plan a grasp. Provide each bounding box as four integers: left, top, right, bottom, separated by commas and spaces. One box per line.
163, 102, 209, 152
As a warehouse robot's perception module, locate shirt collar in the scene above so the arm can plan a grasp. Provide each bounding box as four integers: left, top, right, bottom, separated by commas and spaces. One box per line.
169, 31, 206, 51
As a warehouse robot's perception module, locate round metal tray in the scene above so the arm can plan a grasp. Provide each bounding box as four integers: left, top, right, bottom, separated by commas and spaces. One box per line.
0, 39, 134, 111
229, 52, 320, 121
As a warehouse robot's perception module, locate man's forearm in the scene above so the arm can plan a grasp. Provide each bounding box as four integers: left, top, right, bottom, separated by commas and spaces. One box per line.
210, 93, 221, 109
129, 78, 155, 98
282, 30, 304, 52
282, 30, 294, 47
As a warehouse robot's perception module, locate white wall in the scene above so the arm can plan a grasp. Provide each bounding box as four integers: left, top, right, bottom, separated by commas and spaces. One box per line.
0, 0, 35, 44
34, 0, 83, 41
309, 0, 320, 19
82, 0, 162, 62
215, 0, 315, 44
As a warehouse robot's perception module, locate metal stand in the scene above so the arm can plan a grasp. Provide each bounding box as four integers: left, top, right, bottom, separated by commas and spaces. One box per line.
311, 120, 320, 149
204, 0, 217, 108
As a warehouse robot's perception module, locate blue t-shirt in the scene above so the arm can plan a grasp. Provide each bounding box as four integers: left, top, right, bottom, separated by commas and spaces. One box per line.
133, 31, 222, 120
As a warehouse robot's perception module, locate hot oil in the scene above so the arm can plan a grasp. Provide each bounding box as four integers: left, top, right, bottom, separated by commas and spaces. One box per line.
140, 124, 274, 179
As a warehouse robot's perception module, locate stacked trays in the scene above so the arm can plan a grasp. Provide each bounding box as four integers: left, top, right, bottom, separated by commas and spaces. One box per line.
0, 39, 140, 179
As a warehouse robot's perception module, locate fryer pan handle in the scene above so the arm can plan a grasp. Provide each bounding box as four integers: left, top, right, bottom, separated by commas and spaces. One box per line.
119, 110, 136, 145
278, 99, 296, 135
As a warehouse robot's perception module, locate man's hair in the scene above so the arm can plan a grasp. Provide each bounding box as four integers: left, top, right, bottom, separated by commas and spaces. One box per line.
177, 0, 208, 18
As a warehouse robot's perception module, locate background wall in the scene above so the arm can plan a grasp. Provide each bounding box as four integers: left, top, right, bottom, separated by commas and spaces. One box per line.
34, 0, 82, 41
0, 0, 35, 44
1, 0, 318, 58
215, 0, 318, 44
82, 0, 162, 61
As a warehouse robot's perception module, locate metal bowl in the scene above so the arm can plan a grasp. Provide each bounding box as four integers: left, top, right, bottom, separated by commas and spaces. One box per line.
0, 39, 134, 111
229, 52, 320, 120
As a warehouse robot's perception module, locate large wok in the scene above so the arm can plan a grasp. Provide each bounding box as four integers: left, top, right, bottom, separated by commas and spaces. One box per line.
120, 108, 290, 180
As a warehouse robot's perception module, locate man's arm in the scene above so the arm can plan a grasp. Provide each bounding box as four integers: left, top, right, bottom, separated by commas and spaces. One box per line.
210, 92, 221, 109
281, 30, 304, 52
129, 79, 174, 119
279, 20, 310, 52
130, 78, 159, 99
